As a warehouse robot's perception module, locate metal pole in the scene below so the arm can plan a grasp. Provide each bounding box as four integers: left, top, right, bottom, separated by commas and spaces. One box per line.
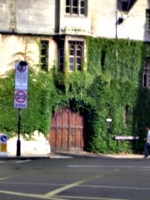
107, 122, 110, 154
116, 9, 118, 39
16, 108, 21, 156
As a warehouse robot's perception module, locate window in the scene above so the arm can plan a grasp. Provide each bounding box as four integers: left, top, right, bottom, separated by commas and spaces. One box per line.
40, 40, 49, 71
59, 48, 64, 71
65, 0, 86, 16
146, 9, 150, 31
101, 50, 105, 68
143, 57, 150, 88
58, 40, 84, 72
69, 41, 83, 71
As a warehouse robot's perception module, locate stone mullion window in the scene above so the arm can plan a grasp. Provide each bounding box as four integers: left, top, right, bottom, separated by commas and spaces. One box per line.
40, 40, 49, 71
76, 44, 82, 70
69, 41, 83, 71
59, 48, 64, 72
69, 43, 75, 71
65, 0, 86, 16
80, 0, 85, 15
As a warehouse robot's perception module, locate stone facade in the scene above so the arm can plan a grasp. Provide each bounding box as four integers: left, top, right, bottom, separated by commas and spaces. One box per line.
0, 0, 149, 74
0, 0, 150, 155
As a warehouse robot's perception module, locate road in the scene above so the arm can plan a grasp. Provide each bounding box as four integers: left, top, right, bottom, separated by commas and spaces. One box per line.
0, 156, 150, 200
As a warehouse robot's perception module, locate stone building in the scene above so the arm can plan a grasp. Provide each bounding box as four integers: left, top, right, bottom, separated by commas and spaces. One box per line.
0, 0, 150, 74
0, 0, 150, 155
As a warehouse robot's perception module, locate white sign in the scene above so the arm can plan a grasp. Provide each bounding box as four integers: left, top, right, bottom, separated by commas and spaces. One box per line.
15, 73, 28, 90
14, 90, 27, 109
115, 136, 139, 140
14, 61, 28, 109
15, 62, 28, 90
106, 118, 112, 122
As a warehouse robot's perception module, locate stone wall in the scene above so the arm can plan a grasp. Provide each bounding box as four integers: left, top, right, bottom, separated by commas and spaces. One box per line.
0, 34, 56, 74
7, 132, 50, 156
0, 0, 149, 41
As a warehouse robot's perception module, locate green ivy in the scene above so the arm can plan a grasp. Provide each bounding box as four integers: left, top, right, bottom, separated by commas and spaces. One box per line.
85, 37, 146, 153
0, 36, 149, 154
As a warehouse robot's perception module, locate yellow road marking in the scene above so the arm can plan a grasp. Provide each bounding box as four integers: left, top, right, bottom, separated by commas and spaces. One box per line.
0, 169, 131, 200
0, 189, 128, 200
0, 190, 66, 200
44, 169, 119, 197
0, 170, 35, 181
0, 181, 64, 186
0, 176, 16, 181
1, 181, 150, 191
56, 195, 128, 200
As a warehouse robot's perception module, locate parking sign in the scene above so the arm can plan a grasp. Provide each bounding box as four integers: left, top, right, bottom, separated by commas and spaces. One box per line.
14, 61, 28, 109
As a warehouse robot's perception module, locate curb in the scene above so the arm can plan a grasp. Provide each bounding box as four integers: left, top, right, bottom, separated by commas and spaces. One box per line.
53, 152, 145, 159
0, 152, 146, 160
0, 155, 50, 160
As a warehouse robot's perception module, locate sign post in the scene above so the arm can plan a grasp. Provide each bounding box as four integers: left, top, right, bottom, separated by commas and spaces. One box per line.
106, 118, 112, 154
14, 61, 28, 157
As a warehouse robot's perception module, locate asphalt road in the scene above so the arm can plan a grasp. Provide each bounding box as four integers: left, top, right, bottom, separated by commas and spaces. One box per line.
0, 156, 150, 200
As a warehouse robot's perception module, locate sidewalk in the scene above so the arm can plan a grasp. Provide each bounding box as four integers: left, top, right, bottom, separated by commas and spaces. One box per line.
0, 151, 146, 160
52, 151, 145, 159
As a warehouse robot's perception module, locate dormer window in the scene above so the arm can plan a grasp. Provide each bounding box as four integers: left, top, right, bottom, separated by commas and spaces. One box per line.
65, 0, 86, 16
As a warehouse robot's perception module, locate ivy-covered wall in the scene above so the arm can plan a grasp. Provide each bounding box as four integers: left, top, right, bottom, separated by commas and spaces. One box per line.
85, 37, 146, 153
0, 36, 149, 154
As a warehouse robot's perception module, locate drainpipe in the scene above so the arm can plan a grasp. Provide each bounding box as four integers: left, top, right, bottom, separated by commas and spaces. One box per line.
116, 9, 118, 39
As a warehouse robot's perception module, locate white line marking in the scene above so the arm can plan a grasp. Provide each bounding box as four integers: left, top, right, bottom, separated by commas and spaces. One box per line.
51, 156, 73, 159
16, 160, 31, 163
81, 184, 150, 191
0, 160, 31, 164
68, 165, 150, 169
0, 176, 16, 181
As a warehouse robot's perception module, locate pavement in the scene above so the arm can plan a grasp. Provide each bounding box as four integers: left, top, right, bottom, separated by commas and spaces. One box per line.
50, 151, 146, 159
0, 151, 146, 160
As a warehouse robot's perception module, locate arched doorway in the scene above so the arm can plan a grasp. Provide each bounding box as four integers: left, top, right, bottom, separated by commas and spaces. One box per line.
49, 108, 87, 152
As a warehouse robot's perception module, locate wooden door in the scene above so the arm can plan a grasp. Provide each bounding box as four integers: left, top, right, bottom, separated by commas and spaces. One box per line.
49, 108, 86, 152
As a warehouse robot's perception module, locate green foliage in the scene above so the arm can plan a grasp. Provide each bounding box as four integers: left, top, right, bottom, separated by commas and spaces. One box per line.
0, 36, 149, 154
0, 68, 54, 137
85, 37, 146, 153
